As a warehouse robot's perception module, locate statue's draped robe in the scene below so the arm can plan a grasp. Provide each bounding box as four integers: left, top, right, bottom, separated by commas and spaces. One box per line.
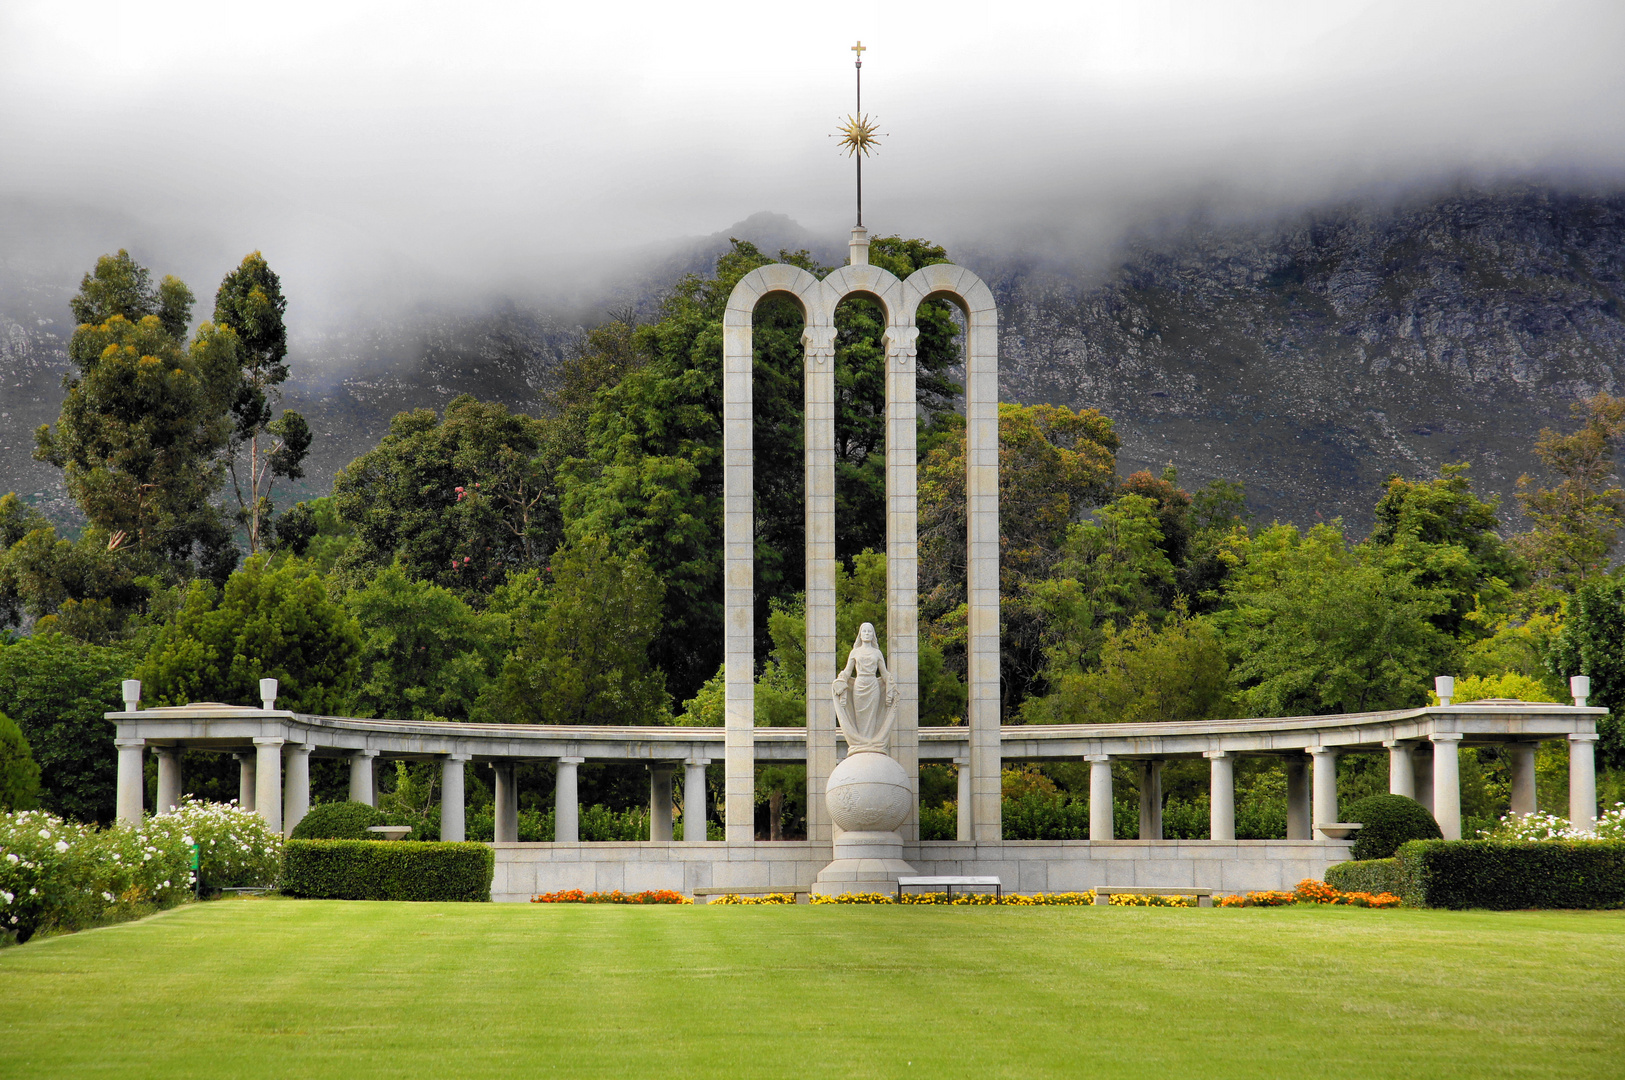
833, 643, 897, 754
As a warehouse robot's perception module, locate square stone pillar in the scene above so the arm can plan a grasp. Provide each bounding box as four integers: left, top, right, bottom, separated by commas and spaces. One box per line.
721, 312, 755, 844
1138, 760, 1163, 840
115, 738, 146, 826
155, 746, 182, 815
235, 752, 257, 811
1430, 733, 1463, 841
1087, 754, 1114, 842
885, 325, 921, 841
955, 757, 973, 842
1384, 740, 1415, 798
802, 325, 838, 845
1285, 756, 1311, 840
1206, 750, 1235, 841
649, 764, 675, 842
442, 754, 470, 842
965, 307, 1001, 843
684, 759, 711, 844
492, 761, 518, 843
1508, 743, 1538, 817
1309, 748, 1340, 838
253, 738, 284, 835
282, 743, 312, 838
555, 757, 583, 842
349, 750, 379, 806
1569, 733, 1599, 832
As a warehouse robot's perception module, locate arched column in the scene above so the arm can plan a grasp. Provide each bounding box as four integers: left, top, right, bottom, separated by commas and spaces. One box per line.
884, 321, 920, 840
802, 323, 839, 844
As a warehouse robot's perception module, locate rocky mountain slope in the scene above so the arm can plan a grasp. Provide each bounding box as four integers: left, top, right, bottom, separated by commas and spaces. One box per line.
3, 188, 1622, 538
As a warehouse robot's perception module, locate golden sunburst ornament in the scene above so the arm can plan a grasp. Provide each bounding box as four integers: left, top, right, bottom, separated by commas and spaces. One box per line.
835, 113, 882, 157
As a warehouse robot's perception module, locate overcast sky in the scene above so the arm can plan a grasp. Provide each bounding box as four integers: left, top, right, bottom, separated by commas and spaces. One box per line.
2, 0, 1622, 322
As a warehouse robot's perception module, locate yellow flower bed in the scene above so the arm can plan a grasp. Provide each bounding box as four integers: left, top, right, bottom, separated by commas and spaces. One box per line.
1108, 893, 1193, 907
707, 893, 797, 905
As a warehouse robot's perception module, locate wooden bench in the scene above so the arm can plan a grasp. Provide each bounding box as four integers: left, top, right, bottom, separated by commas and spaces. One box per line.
1092, 887, 1214, 907
691, 887, 811, 904
897, 876, 1003, 900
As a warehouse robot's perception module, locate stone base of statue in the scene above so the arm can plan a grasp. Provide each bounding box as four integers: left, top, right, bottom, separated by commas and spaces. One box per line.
813, 750, 917, 896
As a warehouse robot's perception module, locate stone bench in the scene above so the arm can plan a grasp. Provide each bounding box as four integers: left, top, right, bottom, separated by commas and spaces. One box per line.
897, 876, 1003, 900
1093, 887, 1214, 907
692, 887, 811, 904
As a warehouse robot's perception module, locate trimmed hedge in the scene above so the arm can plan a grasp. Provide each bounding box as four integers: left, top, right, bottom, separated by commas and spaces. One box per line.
1346, 794, 1441, 860
1325, 858, 1403, 897
290, 800, 386, 840
1396, 840, 1625, 910
282, 840, 494, 902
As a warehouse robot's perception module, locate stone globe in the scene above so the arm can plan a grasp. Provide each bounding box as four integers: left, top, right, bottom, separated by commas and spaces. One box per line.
825, 750, 911, 833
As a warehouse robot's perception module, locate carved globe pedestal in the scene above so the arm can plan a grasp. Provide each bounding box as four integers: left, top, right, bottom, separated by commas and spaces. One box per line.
813, 750, 918, 896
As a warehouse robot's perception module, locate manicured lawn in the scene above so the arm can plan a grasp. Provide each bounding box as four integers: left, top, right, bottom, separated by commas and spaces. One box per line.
2, 898, 1622, 1078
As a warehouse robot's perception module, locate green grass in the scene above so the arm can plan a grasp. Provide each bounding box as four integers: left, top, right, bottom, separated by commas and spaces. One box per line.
3, 898, 1623, 1079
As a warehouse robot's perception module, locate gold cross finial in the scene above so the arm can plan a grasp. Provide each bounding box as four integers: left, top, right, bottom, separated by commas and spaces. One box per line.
851, 40, 865, 58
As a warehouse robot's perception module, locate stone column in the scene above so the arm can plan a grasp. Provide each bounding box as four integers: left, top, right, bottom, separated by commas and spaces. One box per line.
1087, 754, 1114, 842
684, 759, 710, 844
1430, 733, 1463, 841
885, 323, 921, 840
115, 738, 145, 825
965, 305, 1001, 843
955, 757, 973, 842
1309, 748, 1340, 838
492, 761, 518, 843
649, 764, 675, 842
555, 757, 583, 843
803, 324, 838, 844
1508, 743, 1538, 817
282, 743, 312, 838
1570, 733, 1599, 832
722, 297, 755, 844
349, 750, 378, 806
1285, 756, 1311, 840
1412, 743, 1435, 813
1384, 740, 1415, 798
442, 754, 470, 842
235, 752, 257, 811
154, 746, 182, 815
253, 737, 284, 835
1206, 751, 1235, 841
1138, 760, 1163, 841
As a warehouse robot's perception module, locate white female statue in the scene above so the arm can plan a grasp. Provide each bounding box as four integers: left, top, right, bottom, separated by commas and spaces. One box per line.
831, 622, 899, 754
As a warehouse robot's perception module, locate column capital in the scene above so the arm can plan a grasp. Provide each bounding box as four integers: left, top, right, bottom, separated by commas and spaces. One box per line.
1382, 739, 1416, 749
1203, 749, 1230, 760
1306, 746, 1339, 757
114, 738, 146, 749
1429, 732, 1464, 743
558, 756, 585, 765
686, 757, 712, 768
285, 742, 313, 755
801, 324, 838, 363
1569, 732, 1601, 743
152, 744, 179, 757
444, 753, 472, 762
1084, 754, 1111, 763
351, 748, 380, 759
253, 736, 285, 748
648, 761, 677, 773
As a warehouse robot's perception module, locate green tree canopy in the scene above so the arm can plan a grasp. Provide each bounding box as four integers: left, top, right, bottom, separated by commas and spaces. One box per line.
0, 632, 136, 822
478, 536, 668, 725
346, 564, 507, 723
1546, 575, 1625, 770
331, 395, 553, 594
0, 708, 42, 812
1514, 393, 1625, 597
1217, 522, 1454, 716
136, 556, 360, 713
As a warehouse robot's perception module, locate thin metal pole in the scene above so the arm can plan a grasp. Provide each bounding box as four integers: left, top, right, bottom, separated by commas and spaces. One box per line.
855, 53, 863, 226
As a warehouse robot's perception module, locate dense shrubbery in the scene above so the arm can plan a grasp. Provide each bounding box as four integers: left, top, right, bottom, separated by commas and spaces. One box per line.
1478, 803, 1625, 841
1396, 839, 1625, 910
165, 798, 282, 887
290, 800, 386, 840
281, 839, 493, 901
1325, 858, 1404, 897
1346, 794, 1442, 859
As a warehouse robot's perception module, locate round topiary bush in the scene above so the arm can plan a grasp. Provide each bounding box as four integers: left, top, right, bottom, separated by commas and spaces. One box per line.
290, 800, 386, 840
1346, 794, 1442, 859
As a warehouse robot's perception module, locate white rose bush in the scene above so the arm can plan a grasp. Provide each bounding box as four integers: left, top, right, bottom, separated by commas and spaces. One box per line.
1480, 802, 1625, 841
0, 798, 281, 944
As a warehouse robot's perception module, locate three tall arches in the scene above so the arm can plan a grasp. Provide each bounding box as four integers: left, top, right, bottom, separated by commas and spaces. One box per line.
721, 257, 1000, 843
